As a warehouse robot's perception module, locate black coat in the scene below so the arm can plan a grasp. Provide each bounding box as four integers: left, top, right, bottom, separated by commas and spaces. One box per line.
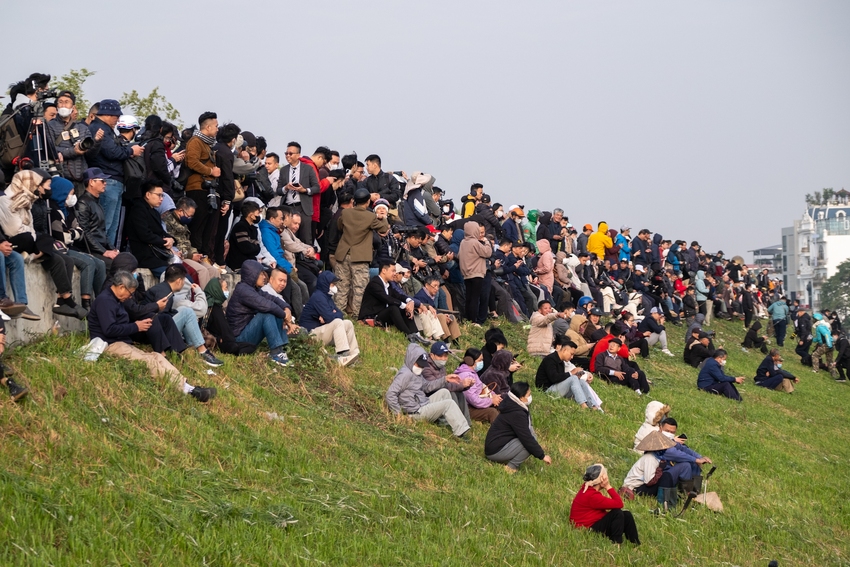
143, 136, 173, 192
75, 191, 112, 254
226, 218, 261, 271
358, 275, 410, 320
535, 351, 569, 390
484, 394, 545, 460
127, 198, 172, 269
364, 171, 401, 207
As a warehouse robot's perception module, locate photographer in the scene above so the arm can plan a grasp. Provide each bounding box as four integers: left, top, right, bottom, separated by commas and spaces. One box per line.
3, 73, 57, 170
48, 90, 103, 191
185, 112, 222, 259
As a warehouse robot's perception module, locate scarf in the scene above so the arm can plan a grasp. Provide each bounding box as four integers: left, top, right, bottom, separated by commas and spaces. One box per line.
507, 391, 528, 411
7, 170, 44, 212
193, 130, 216, 147
582, 463, 608, 493
204, 278, 226, 307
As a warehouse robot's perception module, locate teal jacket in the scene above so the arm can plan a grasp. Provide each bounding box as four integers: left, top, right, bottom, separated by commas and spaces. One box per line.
812, 321, 833, 348
767, 301, 789, 322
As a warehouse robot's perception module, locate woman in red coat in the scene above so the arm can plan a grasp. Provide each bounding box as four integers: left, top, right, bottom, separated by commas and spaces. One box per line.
569, 464, 640, 546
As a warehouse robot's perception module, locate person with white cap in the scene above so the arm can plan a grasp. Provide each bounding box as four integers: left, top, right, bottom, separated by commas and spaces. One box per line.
615, 226, 631, 262
637, 306, 675, 357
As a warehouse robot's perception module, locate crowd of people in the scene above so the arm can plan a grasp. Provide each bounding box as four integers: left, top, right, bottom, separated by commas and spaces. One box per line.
1, 72, 848, 547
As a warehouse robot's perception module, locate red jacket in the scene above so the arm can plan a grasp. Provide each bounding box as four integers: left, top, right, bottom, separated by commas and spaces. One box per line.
589, 333, 630, 372
300, 157, 332, 222
569, 485, 623, 528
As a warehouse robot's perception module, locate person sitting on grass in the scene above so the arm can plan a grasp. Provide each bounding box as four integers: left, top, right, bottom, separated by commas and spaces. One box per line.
569, 463, 641, 546
484, 381, 552, 473
535, 335, 602, 411
385, 351, 471, 439
636, 306, 675, 357
457, 347, 500, 424
88, 270, 217, 403
754, 349, 798, 393
697, 349, 744, 401
594, 338, 651, 395
685, 331, 717, 369
300, 271, 360, 367
358, 261, 430, 345
226, 260, 294, 367
633, 400, 670, 451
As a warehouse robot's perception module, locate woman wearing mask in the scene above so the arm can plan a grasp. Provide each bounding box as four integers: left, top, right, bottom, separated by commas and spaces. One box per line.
458, 348, 500, 424
140, 116, 185, 198
570, 463, 640, 546
479, 349, 522, 399
202, 278, 256, 356
484, 381, 551, 473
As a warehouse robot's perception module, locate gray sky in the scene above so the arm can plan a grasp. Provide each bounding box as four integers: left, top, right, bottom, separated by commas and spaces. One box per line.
6, 0, 849, 259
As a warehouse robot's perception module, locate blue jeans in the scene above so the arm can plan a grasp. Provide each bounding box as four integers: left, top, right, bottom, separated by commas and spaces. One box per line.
102, 178, 125, 248
236, 312, 288, 349
66, 249, 106, 297
172, 306, 204, 349
0, 250, 28, 304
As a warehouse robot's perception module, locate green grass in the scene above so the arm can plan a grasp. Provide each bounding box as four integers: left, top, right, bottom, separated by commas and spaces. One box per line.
1, 316, 849, 566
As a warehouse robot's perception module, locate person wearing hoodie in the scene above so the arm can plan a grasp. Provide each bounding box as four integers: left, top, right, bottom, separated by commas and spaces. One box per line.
400, 173, 433, 227
457, 348, 500, 424
484, 381, 552, 473
693, 270, 711, 317
458, 220, 493, 325
300, 271, 360, 367
811, 313, 838, 378
742, 320, 769, 354
697, 349, 743, 401
649, 233, 664, 267
226, 260, 294, 367
586, 222, 613, 260
633, 400, 670, 451
385, 351, 471, 438
754, 349, 798, 392
565, 314, 596, 368
615, 227, 632, 263
533, 238, 555, 295
527, 299, 568, 356
479, 349, 518, 398
767, 297, 790, 347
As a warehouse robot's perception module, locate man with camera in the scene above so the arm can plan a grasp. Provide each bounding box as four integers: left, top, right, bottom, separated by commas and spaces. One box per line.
185, 112, 222, 260
48, 90, 103, 191
87, 99, 145, 248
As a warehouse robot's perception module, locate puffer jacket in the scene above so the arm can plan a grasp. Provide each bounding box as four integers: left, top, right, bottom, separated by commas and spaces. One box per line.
528, 311, 559, 356
300, 271, 344, 331
226, 260, 289, 337
565, 314, 594, 356
458, 221, 492, 278
586, 222, 613, 259
535, 239, 555, 292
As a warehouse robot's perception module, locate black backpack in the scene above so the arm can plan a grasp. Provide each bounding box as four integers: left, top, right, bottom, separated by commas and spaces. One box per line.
123, 142, 147, 200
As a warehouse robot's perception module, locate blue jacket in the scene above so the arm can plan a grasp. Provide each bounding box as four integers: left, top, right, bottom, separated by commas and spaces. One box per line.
300, 272, 344, 331
87, 118, 133, 181
502, 218, 522, 245
615, 233, 631, 262
667, 243, 682, 271
694, 270, 709, 302
226, 260, 290, 337
656, 442, 703, 463
767, 300, 789, 322
812, 321, 833, 348
697, 357, 736, 390
88, 287, 138, 344
258, 219, 293, 274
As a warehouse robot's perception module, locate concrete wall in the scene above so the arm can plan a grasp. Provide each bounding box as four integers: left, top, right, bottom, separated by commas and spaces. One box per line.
5, 263, 240, 346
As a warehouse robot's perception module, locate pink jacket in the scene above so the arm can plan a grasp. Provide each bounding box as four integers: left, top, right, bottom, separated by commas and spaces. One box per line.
535, 239, 555, 292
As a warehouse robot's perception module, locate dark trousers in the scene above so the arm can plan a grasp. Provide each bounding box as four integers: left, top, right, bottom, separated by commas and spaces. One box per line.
480, 273, 493, 322
590, 509, 640, 545
630, 338, 649, 358
772, 318, 787, 346
701, 381, 742, 401
796, 339, 812, 366
214, 210, 231, 266
744, 309, 754, 330
132, 313, 187, 354
187, 190, 216, 257
374, 306, 418, 335
41, 252, 74, 295
464, 277, 485, 324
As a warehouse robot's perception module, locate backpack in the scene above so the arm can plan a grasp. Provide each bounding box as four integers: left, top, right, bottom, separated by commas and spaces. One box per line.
123, 143, 147, 200
0, 108, 25, 170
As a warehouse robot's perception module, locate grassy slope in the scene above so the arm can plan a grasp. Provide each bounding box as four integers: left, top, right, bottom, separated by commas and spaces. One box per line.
1, 317, 849, 566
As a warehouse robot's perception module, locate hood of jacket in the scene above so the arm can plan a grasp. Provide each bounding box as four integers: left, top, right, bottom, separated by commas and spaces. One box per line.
240, 260, 265, 287
643, 400, 669, 426
570, 314, 588, 333
537, 238, 551, 254
596, 222, 608, 235
316, 270, 337, 294
695, 270, 705, 281
204, 277, 227, 307
450, 229, 465, 248
653, 233, 663, 245
109, 252, 139, 276
463, 221, 481, 240
489, 349, 513, 372
404, 343, 428, 370
496, 392, 528, 417
751, 320, 762, 332
539, 211, 552, 225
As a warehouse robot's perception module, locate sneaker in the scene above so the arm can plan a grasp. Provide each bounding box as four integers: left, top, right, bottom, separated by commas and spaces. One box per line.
199, 350, 224, 367
0, 298, 26, 318
20, 307, 41, 321
336, 353, 360, 367
407, 333, 431, 346
635, 389, 643, 396
661, 349, 675, 357
269, 352, 290, 367
189, 386, 217, 403
81, 298, 92, 311
52, 303, 78, 318
836, 378, 847, 383
3, 377, 28, 402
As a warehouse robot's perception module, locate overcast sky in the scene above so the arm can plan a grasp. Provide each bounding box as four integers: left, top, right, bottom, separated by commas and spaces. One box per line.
5, 0, 849, 259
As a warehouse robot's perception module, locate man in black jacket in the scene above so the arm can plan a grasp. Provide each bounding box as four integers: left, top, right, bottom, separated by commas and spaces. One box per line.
226, 200, 262, 271
364, 154, 401, 208
75, 168, 120, 269
209, 123, 240, 264
358, 261, 429, 344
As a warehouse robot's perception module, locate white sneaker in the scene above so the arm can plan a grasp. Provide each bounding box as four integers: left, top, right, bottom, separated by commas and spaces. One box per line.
662, 349, 675, 357
635, 389, 643, 396
337, 352, 360, 367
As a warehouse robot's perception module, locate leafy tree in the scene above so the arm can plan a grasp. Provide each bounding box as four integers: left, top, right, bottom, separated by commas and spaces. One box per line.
819, 258, 850, 320
119, 87, 182, 127
51, 68, 96, 116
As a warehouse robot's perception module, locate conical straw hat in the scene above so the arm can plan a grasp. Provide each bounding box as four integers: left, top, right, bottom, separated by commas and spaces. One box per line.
635, 429, 676, 452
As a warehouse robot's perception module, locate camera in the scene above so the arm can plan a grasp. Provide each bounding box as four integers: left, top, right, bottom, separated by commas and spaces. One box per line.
36, 88, 59, 101
78, 137, 94, 152
202, 178, 219, 209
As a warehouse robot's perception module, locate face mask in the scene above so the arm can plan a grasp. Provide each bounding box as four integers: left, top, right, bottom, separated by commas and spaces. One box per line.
662, 431, 676, 440
401, 277, 409, 284
223, 291, 230, 299
496, 210, 504, 218
720, 359, 727, 366
777, 363, 783, 368
524, 395, 532, 405
412, 366, 424, 376
328, 285, 338, 296
474, 361, 484, 372
443, 205, 451, 214
434, 359, 447, 368
65, 194, 77, 208
57, 107, 73, 118
179, 213, 193, 225
42, 187, 52, 199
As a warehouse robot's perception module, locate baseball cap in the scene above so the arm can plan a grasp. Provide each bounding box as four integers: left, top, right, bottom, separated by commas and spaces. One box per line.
698, 331, 710, 339
620, 225, 631, 232
395, 262, 410, 273
413, 353, 430, 367
583, 223, 593, 231
97, 99, 123, 116
589, 307, 603, 316
83, 167, 111, 182
634, 264, 645, 272
650, 307, 662, 315
430, 341, 450, 356
56, 90, 76, 103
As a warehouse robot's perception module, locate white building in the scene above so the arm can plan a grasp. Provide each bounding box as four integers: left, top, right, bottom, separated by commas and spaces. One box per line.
781, 192, 850, 308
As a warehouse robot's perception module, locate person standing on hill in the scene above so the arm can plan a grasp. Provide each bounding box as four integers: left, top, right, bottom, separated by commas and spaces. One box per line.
767, 297, 790, 347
